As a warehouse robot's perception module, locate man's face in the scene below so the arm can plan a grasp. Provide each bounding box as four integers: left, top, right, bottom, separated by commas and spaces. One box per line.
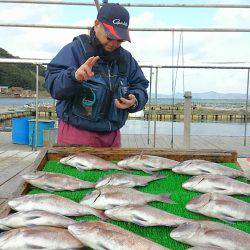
94, 20, 124, 52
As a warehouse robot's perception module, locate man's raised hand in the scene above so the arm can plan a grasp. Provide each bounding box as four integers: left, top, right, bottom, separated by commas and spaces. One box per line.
75, 56, 100, 81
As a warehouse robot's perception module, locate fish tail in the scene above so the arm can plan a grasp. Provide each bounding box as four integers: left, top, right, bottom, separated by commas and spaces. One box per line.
152, 173, 166, 180
242, 169, 250, 181
0, 218, 10, 230
91, 208, 107, 220
0, 225, 11, 230
115, 165, 127, 171
155, 193, 174, 204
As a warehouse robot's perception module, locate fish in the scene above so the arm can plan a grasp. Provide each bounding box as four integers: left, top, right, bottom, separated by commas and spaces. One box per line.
8, 193, 106, 219
22, 171, 95, 191
170, 221, 250, 250
95, 172, 166, 188
80, 186, 173, 210
105, 204, 192, 227
188, 247, 227, 250
182, 174, 250, 195
186, 193, 250, 222
0, 210, 75, 230
172, 159, 247, 178
0, 226, 83, 249
68, 221, 169, 250
117, 154, 179, 172
60, 153, 122, 171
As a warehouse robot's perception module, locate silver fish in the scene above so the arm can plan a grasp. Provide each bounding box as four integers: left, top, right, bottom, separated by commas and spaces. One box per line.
105, 204, 192, 227
95, 173, 166, 188
80, 186, 173, 210
0, 210, 75, 230
8, 193, 106, 219
186, 193, 250, 222
22, 171, 95, 191
182, 174, 250, 195
0, 226, 83, 249
170, 221, 250, 250
188, 247, 227, 250
172, 159, 246, 178
117, 154, 179, 172
68, 221, 169, 250
60, 153, 122, 171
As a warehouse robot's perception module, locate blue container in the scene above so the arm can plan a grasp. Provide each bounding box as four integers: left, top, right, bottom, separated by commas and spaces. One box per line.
29, 120, 55, 147
12, 117, 31, 144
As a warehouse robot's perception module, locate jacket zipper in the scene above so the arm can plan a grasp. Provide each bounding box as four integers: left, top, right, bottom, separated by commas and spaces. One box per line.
107, 65, 112, 91
107, 63, 113, 131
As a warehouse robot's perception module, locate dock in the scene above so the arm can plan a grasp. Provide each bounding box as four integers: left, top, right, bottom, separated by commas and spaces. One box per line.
144, 104, 250, 122
0, 147, 39, 216
0, 110, 34, 121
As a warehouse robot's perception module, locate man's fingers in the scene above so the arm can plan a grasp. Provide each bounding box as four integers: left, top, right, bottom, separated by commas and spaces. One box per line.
84, 66, 94, 78
89, 56, 100, 67
119, 97, 133, 105
128, 94, 135, 100
85, 56, 100, 68
115, 99, 127, 109
84, 57, 95, 66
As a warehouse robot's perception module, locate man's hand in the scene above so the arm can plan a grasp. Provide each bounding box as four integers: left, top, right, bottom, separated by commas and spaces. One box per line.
115, 94, 137, 110
75, 56, 100, 81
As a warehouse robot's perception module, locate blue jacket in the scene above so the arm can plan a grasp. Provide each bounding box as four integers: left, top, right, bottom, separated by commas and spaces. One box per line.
45, 35, 149, 132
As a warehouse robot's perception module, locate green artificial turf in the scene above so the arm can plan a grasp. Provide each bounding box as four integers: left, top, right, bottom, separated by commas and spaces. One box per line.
28, 161, 250, 250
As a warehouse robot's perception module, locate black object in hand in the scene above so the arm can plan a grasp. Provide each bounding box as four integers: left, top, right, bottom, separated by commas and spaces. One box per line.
117, 81, 129, 100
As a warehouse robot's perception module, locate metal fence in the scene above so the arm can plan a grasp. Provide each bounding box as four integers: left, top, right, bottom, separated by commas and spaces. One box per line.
0, 1, 250, 150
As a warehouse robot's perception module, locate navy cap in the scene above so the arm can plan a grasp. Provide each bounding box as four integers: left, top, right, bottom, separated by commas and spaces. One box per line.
97, 3, 131, 42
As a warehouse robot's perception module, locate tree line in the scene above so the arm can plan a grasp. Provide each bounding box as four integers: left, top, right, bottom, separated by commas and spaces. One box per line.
0, 48, 46, 90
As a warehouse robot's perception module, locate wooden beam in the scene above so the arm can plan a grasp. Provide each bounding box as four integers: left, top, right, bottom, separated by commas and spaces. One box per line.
48, 147, 237, 162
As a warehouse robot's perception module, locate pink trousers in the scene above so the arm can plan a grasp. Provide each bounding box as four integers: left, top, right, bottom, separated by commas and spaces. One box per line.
57, 120, 121, 147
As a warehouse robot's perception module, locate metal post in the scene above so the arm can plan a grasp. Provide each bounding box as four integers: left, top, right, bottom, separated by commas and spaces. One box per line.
153, 67, 158, 148
171, 31, 175, 149
184, 91, 192, 149
147, 67, 153, 144
244, 69, 249, 146
35, 64, 39, 151
2, 1, 250, 9
94, 0, 100, 11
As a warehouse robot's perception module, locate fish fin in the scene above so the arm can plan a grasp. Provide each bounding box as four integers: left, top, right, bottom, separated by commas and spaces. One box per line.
141, 165, 155, 174
97, 243, 111, 250
152, 173, 166, 180
115, 180, 131, 187
132, 215, 148, 226
75, 163, 87, 170
43, 185, 57, 192
156, 194, 175, 204
200, 169, 212, 174
26, 244, 46, 249
219, 213, 238, 223
143, 169, 154, 174
26, 215, 41, 220
26, 223, 39, 227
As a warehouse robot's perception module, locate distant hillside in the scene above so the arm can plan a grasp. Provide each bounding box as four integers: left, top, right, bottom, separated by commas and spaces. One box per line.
155, 91, 246, 100
0, 48, 46, 90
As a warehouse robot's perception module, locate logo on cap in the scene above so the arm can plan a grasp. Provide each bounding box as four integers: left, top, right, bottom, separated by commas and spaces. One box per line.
113, 19, 128, 27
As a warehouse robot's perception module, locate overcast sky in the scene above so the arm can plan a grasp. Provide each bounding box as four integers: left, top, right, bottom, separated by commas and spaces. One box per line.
1, 0, 250, 94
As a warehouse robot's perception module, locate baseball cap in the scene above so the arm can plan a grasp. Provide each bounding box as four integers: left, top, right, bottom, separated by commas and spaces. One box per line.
97, 3, 131, 42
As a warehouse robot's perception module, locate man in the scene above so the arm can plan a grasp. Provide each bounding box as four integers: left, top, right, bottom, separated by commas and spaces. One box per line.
45, 3, 148, 147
